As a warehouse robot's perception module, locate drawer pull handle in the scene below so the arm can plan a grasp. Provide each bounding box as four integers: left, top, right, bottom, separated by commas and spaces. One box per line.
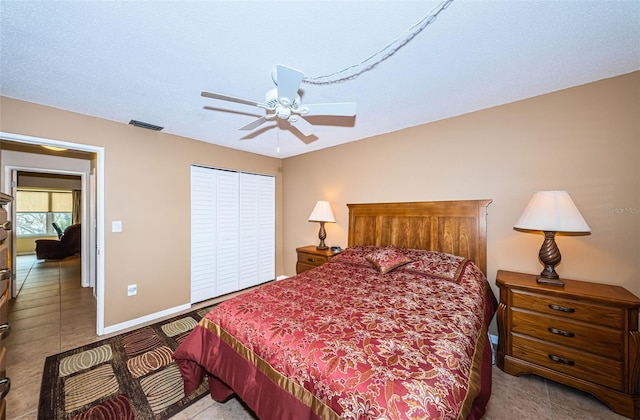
548, 354, 574, 365
0, 269, 9, 281
0, 221, 9, 230
548, 327, 574, 337
549, 304, 575, 313
307, 258, 316, 263
0, 377, 10, 399
0, 323, 9, 339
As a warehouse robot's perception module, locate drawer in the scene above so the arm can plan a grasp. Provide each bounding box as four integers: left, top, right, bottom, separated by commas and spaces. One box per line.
0, 295, 6, 325
512, 334, 624, 391
0, 321, 8, 347
0, 245, 7, 270
511, 289, 624, 329
0, 209, 7, 243
297, 252, 328, 267
296, 262, 317, 274
511, 308, 623, 360
0, 346, 4, 379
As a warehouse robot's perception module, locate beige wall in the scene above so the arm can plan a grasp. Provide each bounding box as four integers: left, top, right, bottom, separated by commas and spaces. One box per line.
1, 71, 638, 329
0, 97, 283, 328
17, 236, 51, 255
282, 71, 640, 300
18, 173, 82, 190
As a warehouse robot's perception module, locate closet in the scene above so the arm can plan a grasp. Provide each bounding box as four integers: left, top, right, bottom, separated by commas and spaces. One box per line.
190, 165, 275, 303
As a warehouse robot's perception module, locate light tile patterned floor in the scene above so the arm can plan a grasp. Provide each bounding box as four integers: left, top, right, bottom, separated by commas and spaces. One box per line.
5, 255, 629, 419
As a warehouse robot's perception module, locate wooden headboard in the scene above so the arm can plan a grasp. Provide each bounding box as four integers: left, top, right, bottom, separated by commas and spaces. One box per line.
347, 200, 492, 275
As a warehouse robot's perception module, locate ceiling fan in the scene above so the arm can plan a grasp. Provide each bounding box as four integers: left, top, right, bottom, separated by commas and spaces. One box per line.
201, 64, 356, 137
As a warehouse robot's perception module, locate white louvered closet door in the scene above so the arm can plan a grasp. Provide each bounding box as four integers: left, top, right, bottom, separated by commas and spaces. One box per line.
190, 166, 217, 303
239, 173, 275, 289
191, 166, 275, 304
215, 170, 240, 296
256, 175, 275, 284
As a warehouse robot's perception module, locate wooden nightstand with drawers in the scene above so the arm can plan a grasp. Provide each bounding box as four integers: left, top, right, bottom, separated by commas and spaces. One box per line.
295, 246, 340, 274
496, 270, 640, 419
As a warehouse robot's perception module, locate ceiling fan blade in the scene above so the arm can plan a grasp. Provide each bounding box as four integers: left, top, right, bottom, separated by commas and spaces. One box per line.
201, 91, 262, 107
203, 106, 262, 117
276, 64, 304, 104
289, 116, 317, 137
300, 102, 357, 117
239, 116, 270, 131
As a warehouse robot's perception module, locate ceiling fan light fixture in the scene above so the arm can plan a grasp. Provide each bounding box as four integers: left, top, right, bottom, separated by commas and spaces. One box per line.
275, 107, 291, 120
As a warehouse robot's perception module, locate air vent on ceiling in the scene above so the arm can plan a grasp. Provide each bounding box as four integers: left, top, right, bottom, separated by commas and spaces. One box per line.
129, 120, 164, 131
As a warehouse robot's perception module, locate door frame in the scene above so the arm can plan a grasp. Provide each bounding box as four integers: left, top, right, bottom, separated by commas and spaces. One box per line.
0, 131, 106, 335
9, 167, 90, 288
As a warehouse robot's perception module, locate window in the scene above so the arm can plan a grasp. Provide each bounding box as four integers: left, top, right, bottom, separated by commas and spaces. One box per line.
16, 190, 73, 237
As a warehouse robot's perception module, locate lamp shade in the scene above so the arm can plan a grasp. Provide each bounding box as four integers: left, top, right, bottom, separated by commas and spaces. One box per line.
514, 191, 590, 233
308, 201, 336, 223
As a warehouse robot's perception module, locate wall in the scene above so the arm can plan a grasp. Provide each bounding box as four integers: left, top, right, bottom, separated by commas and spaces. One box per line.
0, 97, 283, 328
18, 173, 82, 190
282, 71, 640, 300
16, 236, 48, 255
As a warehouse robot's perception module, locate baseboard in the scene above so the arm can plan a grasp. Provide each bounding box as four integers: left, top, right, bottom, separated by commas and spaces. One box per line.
101, 303, 192, 335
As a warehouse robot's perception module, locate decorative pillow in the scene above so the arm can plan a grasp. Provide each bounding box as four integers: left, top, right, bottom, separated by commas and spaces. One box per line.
365, 246, 412, 274
399, 249, 468, 281
330, 245, 379, 266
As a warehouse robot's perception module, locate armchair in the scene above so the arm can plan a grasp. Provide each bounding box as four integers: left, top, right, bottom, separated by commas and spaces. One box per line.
35, 224, 81, 260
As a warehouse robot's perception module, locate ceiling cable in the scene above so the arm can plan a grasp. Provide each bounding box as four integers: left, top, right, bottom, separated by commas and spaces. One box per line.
303, 0, 454, 85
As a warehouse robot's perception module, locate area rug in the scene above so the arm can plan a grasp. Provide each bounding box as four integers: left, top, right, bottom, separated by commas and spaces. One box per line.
38, 306, 216, 419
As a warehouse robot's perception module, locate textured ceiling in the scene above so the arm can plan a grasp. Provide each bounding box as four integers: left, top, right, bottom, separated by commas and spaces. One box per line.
1, 1, 639, 158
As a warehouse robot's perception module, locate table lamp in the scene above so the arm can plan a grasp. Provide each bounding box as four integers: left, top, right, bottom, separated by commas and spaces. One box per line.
514, 191, 590, 287
308, 201, 335, 250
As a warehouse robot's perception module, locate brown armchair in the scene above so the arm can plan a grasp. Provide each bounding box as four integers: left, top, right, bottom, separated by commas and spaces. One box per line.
35, 224, 81, 260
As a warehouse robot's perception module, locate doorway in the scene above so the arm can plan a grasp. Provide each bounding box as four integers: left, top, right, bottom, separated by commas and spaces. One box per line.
0, 131, 105, 335
13, 173, 83, 293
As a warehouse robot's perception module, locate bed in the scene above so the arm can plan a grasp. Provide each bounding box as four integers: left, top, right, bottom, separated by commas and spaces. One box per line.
173, 200, 496, 419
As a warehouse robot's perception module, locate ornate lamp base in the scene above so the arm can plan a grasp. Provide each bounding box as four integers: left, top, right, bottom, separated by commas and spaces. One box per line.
537, 231, 564, 287
316, 221, 328, 250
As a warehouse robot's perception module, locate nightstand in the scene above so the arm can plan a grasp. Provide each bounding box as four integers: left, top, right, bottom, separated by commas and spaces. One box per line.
296, 246, 340, 274
496, 270, 640, 419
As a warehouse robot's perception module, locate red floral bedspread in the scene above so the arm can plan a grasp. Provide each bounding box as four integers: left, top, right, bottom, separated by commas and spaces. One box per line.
174, 246, 496, 420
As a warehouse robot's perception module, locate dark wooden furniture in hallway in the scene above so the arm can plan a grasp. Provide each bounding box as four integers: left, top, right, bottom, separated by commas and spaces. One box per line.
0, 192, 13, 420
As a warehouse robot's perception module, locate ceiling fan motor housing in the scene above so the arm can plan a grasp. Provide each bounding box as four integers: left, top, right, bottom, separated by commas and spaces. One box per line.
265, 88, 300, 111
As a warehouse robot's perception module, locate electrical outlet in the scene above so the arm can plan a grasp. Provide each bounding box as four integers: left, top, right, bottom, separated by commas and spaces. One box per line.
127, 284, 137, 296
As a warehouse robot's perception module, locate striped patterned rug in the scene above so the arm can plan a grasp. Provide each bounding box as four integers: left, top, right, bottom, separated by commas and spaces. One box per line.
38, 306, 215, 419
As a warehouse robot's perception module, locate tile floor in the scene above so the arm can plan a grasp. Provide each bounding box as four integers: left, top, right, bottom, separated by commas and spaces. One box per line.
5, 255, 630, 419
